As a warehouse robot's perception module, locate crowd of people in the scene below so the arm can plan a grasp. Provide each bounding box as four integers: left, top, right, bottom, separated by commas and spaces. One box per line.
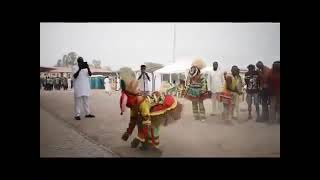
183, 59, 280, 124
122, 60, 280, 125
40, 76, 72, 91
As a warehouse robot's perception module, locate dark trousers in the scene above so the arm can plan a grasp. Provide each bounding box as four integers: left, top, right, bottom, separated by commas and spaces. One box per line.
260, 88, 269, 121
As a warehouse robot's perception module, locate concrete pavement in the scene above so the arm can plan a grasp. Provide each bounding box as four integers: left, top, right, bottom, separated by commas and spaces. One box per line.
40, 106, 118, 157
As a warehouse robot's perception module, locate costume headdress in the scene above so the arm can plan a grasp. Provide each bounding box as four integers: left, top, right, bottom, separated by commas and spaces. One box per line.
118, 67, 141, 112
189, 58, 206, 77
119, 68, 139, 94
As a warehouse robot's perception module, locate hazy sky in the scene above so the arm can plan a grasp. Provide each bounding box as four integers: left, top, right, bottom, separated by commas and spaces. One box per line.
40, 23, 280, 70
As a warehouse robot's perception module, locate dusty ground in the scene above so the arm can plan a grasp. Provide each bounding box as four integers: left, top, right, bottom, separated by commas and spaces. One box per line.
40, 89, 280, 157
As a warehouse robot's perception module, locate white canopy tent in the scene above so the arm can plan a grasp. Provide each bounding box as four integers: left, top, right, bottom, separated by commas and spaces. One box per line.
154, 61, 191, 74
154, 57, 200, 91
154, 57, 233, 91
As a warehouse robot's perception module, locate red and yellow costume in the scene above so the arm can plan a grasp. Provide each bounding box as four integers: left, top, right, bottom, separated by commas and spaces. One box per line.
119, 69, 182, 151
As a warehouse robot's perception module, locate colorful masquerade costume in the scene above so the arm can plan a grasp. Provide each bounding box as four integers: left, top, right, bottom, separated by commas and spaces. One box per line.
119, 69, 182, 151
184, 58, 210, 120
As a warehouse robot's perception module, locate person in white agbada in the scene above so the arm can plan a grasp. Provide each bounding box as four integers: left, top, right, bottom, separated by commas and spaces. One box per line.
116, 77, 120, 91
207, 61, 224, 116
72, 57, 95, 120
104, 76, 111, 95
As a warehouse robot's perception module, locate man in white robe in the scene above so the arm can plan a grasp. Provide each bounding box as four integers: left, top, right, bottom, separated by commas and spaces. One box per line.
207, 61, 224, 116
72, 57, 95, 120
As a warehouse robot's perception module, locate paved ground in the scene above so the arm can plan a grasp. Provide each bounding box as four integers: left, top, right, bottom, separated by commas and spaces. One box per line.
40, 89, 280, 157
40, 106, 118, 157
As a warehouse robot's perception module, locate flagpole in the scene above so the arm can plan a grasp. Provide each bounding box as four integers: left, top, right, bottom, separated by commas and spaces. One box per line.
170, 23, 176, 84
172, 23, 176, 63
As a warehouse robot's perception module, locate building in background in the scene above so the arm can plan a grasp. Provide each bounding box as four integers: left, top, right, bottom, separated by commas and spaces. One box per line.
40, 66, 115, 78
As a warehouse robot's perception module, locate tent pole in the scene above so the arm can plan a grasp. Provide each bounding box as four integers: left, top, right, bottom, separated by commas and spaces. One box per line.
152, 72, 154, 92
172, 23, 176, 63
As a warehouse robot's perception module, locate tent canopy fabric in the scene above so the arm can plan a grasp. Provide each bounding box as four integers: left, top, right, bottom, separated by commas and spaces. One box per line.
154, 61, 191, 74
154, 56, 209, 74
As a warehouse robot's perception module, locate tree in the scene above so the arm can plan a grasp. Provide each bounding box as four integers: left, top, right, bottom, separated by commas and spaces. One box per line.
67, 52, 78, 66
55, 59, 62, 67
62, 55, 68, 67
92, 59, 102, 69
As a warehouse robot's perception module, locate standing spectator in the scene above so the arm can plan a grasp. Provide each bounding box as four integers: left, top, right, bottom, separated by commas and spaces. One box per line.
220, 70, 237, 123
268, 61, 280, 124
137, 65, 151, 96
68, 77, 71, 90
231, 66, 243, 120
244, 64, 260, 121
44, 77, 48, 90
53, 77, 57, 90
48, 77, 54, 91
56, 77, 61, 90
104, 76, 111, 95
232, 67, 244, 120
116, 77, 120, 91
72, 57, 95, 120
207, 61, 224, 116
256, 61, 271, 122
63, 77, 68, 90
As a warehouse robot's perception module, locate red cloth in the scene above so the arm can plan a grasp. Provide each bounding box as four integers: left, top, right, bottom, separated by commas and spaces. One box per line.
268, 71, 280, 96
142, 125, 149, 139
259, 66, 271, 88
126, 94, 138, 108
150, 95, 175, 113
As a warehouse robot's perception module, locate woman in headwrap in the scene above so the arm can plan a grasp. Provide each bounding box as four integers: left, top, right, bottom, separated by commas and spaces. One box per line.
219, 66, 243, 122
